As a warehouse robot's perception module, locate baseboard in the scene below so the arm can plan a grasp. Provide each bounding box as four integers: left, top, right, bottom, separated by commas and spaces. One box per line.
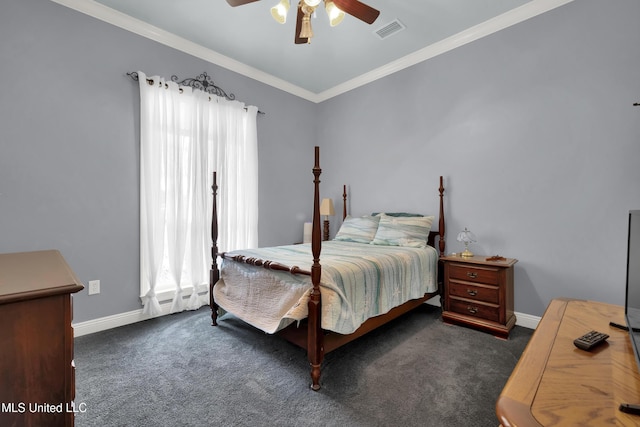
75, 300, 540, 338
72, 300, 208, 337
514, 311, 540, 330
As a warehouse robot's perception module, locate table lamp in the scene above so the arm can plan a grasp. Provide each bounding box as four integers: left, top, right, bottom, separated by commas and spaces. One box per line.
320, 198, 335, 241
456, 227, 477, 257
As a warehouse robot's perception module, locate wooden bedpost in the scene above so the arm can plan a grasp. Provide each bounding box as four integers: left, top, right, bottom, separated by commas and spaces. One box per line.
308, 146, 324, 390
438, 176, 445, 256
210, 171, 220, 326
342, 185, 347, 221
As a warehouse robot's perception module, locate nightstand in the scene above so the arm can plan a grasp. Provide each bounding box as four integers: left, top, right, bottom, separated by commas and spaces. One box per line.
440, 254, 517, 339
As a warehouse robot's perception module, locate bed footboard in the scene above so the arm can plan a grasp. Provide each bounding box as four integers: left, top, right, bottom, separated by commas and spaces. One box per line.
208, 147, 326, 390
209, 148, 447, 391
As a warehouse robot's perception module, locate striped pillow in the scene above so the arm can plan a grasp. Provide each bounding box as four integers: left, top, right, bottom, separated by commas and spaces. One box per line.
334, 215, 380, 244
371, 214, 434, 248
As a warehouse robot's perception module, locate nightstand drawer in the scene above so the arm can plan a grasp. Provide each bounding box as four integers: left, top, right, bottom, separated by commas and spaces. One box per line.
449, 297, 500, 323
448, 281, 499, 304
449, 263, 498, 284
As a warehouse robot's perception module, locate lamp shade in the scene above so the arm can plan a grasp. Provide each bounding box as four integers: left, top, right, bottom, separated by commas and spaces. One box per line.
456, 227, 476, 257
320, 198, 335, 216
270, 0, 290, 24
456, 227, 476, 244
325, 1, 345, 26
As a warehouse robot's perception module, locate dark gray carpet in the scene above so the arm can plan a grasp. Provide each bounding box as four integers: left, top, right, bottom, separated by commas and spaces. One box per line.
74, 305, 532, 427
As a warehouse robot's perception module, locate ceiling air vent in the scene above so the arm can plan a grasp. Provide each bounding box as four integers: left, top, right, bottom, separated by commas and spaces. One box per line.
374, 19, 406, 40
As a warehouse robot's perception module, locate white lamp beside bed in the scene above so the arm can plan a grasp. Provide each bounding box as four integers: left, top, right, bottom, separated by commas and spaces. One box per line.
320, 198, 335, 241
456, 227, 477, 257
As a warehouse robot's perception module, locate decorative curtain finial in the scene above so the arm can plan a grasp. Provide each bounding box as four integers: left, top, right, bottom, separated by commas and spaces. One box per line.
171, 72, 236, 101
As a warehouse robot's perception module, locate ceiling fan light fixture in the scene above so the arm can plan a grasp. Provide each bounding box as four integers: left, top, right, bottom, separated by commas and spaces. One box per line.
270, 0, 290, 24
325, 1, 345, 27
299, 13, 313, 39
303, 0, 322, 7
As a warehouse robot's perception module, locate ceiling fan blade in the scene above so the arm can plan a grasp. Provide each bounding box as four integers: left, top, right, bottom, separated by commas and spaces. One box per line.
226, 0, 261, 6
294, 4, 310, 44
332, 0, 380, 24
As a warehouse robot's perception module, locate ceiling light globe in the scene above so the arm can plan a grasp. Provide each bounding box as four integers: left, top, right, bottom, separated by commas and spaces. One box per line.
270, 0, 290, 24
325, 1, 345, 26
303, 0, 322, 7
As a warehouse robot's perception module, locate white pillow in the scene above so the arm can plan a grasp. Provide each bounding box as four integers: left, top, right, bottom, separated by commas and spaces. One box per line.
371, 214, 434, 248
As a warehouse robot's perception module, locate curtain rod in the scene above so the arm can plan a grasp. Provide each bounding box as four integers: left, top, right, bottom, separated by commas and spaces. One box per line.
126, 71, 265, 115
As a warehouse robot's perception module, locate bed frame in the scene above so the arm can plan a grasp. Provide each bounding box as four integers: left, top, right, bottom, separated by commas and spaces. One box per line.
209, 146, 446, 390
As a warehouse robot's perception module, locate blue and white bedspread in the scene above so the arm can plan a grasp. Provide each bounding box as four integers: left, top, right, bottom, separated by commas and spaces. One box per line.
213, 241, 438, 335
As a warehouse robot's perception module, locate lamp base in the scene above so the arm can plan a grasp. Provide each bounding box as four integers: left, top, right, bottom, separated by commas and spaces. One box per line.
461, 249, 474, 257
323, 219, 330, 241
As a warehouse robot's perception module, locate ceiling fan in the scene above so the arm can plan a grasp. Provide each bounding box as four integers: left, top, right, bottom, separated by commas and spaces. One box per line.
225, 0, 380, 44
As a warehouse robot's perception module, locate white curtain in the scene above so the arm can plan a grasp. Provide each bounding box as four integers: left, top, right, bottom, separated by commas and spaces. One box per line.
138, 71, 258, 316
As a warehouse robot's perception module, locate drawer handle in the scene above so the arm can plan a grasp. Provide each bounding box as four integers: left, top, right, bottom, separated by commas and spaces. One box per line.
467, 306, 478, 314
467, 272, 478, 279
466, 289, 477, 296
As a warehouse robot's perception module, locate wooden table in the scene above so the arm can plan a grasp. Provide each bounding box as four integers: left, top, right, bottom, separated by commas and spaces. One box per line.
496, 298, 640, 426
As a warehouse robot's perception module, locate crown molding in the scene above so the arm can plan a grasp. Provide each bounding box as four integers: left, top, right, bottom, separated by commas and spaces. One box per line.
50, 0, 319, 101
51, 0, 574, 104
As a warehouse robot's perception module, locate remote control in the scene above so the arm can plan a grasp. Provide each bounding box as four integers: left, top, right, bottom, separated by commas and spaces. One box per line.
619, 403, 640, 415
573, 330, 609, 351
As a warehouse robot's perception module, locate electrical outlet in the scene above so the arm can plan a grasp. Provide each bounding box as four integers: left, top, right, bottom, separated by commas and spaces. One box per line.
88, 280, 100, 295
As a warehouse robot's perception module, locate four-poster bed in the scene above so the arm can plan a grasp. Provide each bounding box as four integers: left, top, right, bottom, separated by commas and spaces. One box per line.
209, 146, 446, 390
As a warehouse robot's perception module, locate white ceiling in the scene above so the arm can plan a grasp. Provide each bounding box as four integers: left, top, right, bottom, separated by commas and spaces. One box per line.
53, 0, 574, 102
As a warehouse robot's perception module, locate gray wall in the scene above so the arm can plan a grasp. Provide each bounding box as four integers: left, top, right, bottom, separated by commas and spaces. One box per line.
0, 0, 315, 322
1, 0, 639, 323
317, 0, 640, 317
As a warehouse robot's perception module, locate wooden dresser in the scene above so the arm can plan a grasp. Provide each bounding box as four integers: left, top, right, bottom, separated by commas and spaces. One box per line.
441, 254, 517, 338
496, 298, 640, 426
0, 250, 84, 427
